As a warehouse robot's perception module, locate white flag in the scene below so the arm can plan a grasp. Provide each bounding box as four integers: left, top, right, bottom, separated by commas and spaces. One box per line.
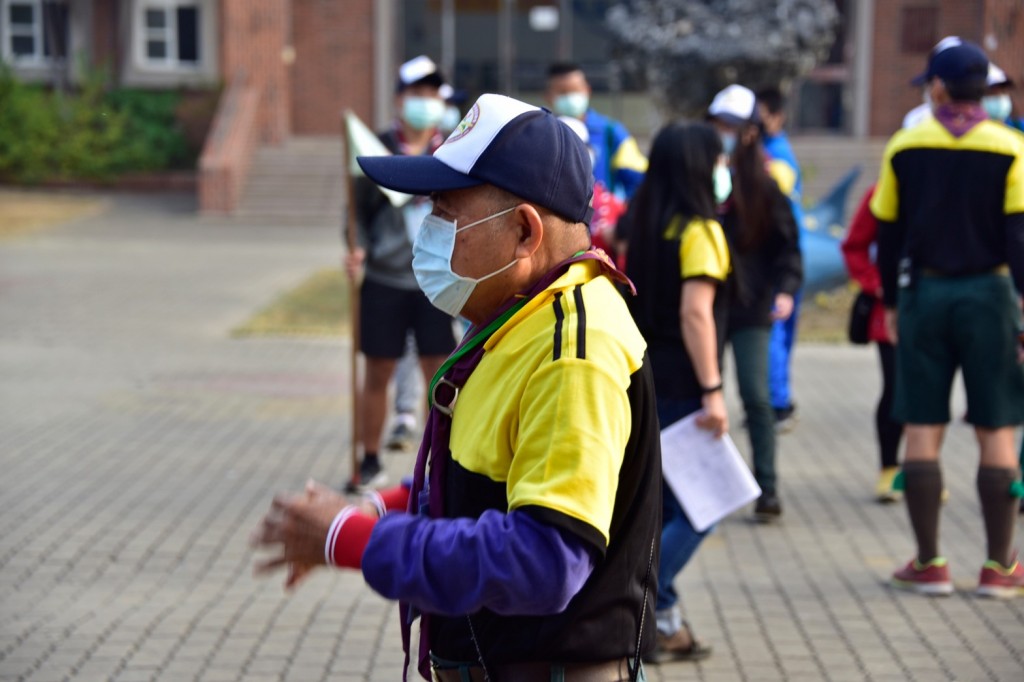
344, 110, 412, 208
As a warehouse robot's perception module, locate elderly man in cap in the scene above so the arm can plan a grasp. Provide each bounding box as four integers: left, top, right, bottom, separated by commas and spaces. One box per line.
873, 38, 1024, 597
252, 94, 662, 681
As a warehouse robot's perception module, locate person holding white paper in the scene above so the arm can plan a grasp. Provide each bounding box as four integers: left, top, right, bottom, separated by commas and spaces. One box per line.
625, 122, 731, 663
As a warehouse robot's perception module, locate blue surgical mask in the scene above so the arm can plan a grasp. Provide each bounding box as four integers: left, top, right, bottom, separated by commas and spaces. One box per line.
982, 94, 1012, 122
713, 164, 732, 204
402, 96, 445, 130
413, 207, 519, 317
719, 132, 737, 157
553, 93, 589, 119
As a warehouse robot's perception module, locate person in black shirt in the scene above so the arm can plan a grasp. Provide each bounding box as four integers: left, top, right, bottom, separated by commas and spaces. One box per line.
872, 39, 1024, 598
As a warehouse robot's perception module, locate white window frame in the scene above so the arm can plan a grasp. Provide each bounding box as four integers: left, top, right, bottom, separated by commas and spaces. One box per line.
133, 0, 201, 71
1, 0, 66, 65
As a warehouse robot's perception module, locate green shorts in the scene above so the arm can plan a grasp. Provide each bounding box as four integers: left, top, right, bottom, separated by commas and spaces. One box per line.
894, 272, 1024, 428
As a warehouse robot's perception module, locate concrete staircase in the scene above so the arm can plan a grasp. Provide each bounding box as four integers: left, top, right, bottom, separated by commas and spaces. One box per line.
235, 136, 345, 225
232, 133, 887, 229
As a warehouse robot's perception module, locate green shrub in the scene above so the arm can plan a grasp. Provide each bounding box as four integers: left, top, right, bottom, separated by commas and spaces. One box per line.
0, 66, 199, 183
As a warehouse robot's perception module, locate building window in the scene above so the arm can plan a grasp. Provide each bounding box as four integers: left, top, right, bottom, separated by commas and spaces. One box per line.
135, 1, 200, 69
1, 0, 68, 64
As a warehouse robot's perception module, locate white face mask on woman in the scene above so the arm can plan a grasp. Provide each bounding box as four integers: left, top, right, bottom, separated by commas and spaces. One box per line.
412, 207, 519, 317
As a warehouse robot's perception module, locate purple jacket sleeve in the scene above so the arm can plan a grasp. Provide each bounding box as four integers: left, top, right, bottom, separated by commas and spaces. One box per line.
361, 509, 595, 617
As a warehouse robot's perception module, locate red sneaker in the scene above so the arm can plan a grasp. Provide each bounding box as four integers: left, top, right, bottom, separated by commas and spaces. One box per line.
891, 557, 953, 595
976, 556, 1024, 599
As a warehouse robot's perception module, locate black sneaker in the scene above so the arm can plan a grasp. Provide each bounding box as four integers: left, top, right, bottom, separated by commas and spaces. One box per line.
754, 493, 782, 522
774, 404, 797, 434
344, 456, 387, 493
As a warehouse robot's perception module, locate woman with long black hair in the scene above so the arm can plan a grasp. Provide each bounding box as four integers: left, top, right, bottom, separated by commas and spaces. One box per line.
625, 121, 730, 663
708, 85, 803, 521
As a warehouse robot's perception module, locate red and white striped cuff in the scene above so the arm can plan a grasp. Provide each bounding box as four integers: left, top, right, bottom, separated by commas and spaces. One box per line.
324, 507, 377, 569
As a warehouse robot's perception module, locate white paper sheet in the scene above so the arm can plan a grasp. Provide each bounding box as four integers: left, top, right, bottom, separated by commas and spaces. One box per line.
659, 412, 762, 532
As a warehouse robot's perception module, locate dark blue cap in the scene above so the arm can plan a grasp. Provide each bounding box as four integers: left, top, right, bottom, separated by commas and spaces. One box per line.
910, 38, 989, 86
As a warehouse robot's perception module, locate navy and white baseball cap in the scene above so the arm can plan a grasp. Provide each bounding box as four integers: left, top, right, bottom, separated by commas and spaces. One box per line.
396, 55, 445, 92
988, 63, 1014, 88
707, 84, 759, 126
357, 94, 594, 223
910, 37, 988, 86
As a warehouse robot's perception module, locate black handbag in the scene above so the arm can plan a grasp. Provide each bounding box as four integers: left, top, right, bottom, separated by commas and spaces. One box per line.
847, 290, 874, 345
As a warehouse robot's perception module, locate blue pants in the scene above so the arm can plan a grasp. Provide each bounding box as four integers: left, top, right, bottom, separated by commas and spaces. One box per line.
655, 397, 710, 612
768, 290, 802, 410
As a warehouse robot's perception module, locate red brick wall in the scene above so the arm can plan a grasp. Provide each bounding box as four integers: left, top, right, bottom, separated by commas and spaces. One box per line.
290, 0, 375, 135
220, 0, 291, 144
869, 0, 986, 136
199, 81, 262, 213
90, 0, 120, 75
985, 0, 1024, 117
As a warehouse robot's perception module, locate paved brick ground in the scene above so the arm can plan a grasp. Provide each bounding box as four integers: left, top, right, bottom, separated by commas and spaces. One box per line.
1, 194, 1021, 682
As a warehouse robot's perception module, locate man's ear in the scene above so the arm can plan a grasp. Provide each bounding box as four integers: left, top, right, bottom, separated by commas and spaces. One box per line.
512, 204, 545, 260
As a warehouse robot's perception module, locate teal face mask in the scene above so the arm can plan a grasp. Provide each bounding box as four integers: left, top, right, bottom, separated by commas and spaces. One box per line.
983, 94, 1012, 122
713, 164, 732, 204
402, 96, 446, 130
553, 93, 589, 118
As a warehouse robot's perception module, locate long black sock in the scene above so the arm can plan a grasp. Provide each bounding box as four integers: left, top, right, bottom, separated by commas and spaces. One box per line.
876, 343, 902, 469
977, 466, 1020, 566
903, 461, 943, 563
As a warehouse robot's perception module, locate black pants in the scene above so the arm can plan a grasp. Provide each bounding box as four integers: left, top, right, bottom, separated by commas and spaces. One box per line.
876, 342, 904, 469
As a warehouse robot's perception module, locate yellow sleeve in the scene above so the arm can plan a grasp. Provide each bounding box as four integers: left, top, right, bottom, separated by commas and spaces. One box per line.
610, 135, 649, 173
506, 332, 633, 548
871, 135, 901, 222
679, 218, 730, 281
1006, 148, 1024, 214
768, 159, 797, 197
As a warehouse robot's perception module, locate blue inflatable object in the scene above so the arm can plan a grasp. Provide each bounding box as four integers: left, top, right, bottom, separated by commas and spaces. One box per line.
800, 166, 860, 295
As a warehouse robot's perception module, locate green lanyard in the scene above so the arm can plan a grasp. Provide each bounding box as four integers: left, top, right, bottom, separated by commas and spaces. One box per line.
427, 299, 528, 405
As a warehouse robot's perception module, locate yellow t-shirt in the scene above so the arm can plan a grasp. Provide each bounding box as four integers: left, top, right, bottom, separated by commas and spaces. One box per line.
663, 215, 731, 281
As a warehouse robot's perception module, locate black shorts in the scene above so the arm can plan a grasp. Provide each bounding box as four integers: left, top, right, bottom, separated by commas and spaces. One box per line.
359, 278, 458, 359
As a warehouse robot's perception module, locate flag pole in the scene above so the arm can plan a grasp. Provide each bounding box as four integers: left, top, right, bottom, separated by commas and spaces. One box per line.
342, 112, 362, 490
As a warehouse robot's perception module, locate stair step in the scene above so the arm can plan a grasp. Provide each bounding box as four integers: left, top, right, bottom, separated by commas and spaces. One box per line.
236, 135, 348, 220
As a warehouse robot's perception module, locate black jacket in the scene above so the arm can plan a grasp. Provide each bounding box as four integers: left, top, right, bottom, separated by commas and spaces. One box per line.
721, 182, 803, 330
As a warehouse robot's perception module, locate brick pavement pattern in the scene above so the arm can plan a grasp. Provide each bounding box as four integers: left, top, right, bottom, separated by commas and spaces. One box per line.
1, 194, 1021, 682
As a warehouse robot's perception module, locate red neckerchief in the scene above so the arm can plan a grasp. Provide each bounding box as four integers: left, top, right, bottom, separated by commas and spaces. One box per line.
400, 249, 633, 681
933, 102, 988, 138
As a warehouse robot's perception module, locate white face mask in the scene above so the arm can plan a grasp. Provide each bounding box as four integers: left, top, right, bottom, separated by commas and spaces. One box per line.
412, 206, 519, 317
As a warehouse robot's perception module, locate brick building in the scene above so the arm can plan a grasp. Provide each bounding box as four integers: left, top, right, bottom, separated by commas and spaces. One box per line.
862, 0, 1024, 136
2, 0, 1021, 212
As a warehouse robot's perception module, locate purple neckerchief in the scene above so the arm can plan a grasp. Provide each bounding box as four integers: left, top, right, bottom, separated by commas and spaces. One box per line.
400, 248, 633, 681
933, 102, 988, 138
